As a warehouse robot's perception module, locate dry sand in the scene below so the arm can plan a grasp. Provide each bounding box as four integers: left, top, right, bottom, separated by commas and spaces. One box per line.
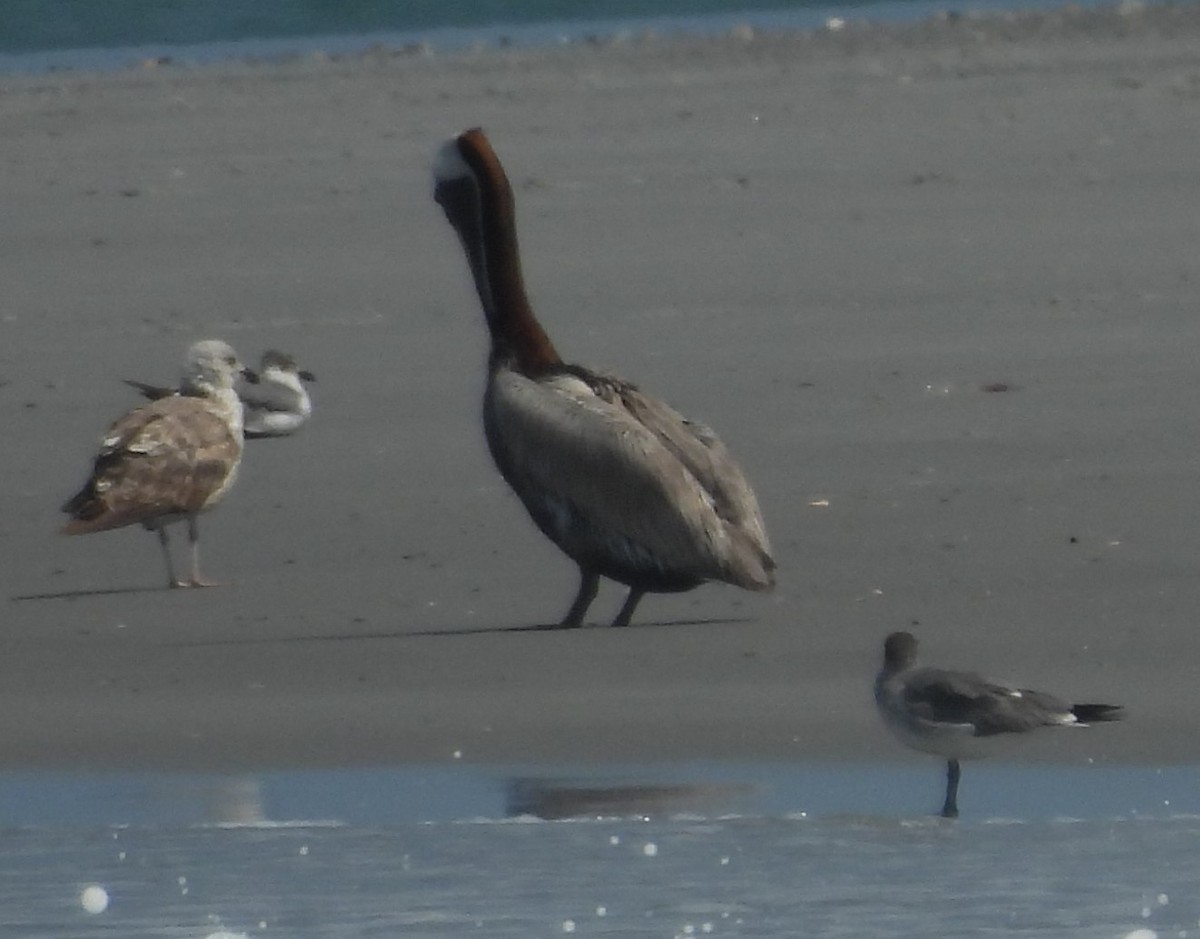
1, 3, 1198, 772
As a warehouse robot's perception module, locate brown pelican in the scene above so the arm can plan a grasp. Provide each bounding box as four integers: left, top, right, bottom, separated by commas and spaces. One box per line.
874, 631, 1124, 818
433, 127, 775, 628
126, 348, 315, 438
62, 339, 249, 588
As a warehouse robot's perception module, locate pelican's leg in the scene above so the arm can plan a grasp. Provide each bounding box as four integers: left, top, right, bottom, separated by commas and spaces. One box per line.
157, 526, 184, 589
557, 569, 599, 628
941, 759, 961, 819
611, 588, 646, 628
185, 516, 219, 587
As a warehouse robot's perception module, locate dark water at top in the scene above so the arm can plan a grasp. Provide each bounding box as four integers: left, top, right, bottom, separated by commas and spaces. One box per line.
4, 1, 816, 53
0, 0, 1120, 73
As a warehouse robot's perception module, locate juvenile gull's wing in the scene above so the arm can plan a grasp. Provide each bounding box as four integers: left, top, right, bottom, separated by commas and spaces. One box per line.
62, 396, 242, 533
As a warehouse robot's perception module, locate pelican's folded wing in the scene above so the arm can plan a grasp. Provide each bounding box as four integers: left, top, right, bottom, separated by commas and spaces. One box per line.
605, 378, 772, 560
486, 368, 764, 585
63, 397, 242, 533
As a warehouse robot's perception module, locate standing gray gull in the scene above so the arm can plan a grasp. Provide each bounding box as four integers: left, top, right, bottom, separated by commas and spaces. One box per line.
63, 339, 249, 588
874, 631, 1124, 818
125, 348, 315, 438
433, 126, 774, 628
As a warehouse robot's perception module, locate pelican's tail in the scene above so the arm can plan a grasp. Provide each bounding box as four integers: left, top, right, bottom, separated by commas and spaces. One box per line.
722, 529, 776, 591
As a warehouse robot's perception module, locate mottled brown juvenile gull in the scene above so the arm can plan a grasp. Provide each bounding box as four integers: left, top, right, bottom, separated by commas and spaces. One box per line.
874, 631, 1124, 818
125, 348, 315, 438
63, 339, 249, 588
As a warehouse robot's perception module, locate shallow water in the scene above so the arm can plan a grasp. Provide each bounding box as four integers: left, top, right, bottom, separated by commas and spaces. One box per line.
6, 812, 1196, 938
5, 762, 1200, 827
3, 762, 1198, 937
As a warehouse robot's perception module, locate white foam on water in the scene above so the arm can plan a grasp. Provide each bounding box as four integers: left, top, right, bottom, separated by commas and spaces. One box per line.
80, 884, 108, 914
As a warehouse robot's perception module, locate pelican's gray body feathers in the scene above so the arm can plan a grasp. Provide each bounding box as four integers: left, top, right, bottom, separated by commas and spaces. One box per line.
485, 365, 772, 593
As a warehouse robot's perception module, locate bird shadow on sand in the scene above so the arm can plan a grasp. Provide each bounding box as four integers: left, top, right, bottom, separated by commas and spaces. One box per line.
10, 585, 171, 601
402, 615, 757, 639
170, 615, 757, 647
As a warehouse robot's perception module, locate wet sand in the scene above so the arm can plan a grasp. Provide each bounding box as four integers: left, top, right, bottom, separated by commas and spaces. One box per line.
2, 3, 1198, 772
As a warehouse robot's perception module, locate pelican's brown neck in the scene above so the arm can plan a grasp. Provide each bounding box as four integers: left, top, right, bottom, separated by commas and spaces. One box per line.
436, 129, 561, 372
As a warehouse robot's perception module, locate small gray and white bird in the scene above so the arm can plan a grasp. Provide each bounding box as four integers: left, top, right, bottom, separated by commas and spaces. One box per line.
237, 349, 315, 438
126, 348, 315, 438
874, 631, 1124, 818
64, 339, 249, 588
